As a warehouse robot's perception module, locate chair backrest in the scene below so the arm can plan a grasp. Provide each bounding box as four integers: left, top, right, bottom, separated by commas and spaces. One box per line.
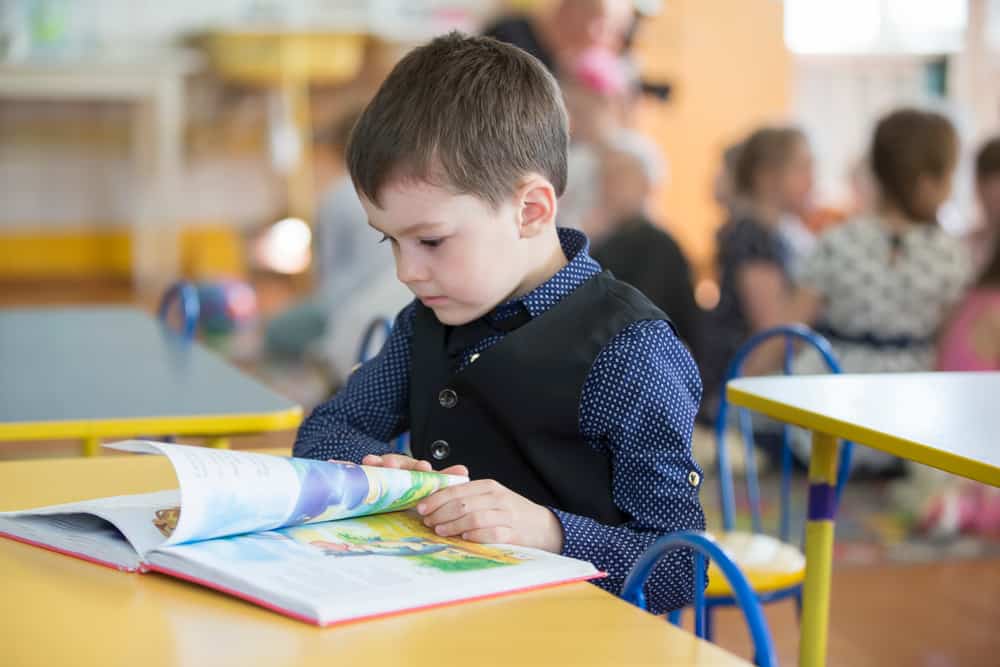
622, 531, 777, 667
716, 324, 854, 542
158, 282, 200, 342
357, 316, 393, 365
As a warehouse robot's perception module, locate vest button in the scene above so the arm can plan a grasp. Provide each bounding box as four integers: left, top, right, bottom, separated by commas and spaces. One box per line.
430, 440, 451, 460
438, 388, 458, 409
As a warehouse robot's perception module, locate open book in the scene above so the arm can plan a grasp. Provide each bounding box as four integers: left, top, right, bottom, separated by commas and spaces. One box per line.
0, 441, 602, 626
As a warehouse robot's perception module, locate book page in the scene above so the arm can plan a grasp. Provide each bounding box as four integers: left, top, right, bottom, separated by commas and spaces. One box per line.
107, 441, 467, 546
147, 510, 601, 626
0, 490, 180, 564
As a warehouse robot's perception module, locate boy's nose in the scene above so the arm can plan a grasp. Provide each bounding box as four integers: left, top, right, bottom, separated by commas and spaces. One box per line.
396, 251, 428, 285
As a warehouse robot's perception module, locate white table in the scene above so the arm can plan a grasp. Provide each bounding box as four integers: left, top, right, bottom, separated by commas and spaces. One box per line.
728, 371, 1000, 667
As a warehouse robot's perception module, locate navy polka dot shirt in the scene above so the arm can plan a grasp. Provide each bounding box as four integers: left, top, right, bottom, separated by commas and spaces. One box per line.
294, 228, 706, 614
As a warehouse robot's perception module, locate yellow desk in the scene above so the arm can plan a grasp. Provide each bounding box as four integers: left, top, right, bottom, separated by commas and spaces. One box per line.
0, 452, 750, 667
0, 307, 302, 455
727, 371, 1000, 667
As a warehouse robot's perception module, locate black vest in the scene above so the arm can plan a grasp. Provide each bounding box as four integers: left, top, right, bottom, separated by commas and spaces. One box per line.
409, 271, 669, 525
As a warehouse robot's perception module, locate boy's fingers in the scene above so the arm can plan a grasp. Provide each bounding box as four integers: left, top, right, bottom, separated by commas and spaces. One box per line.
380, 455, 407, 468
433, 510, 510, 538
422, 494, 497, 527
439, 464, 469, 477
417, 480, 497, 516
382, 455, 432, 471
361, 454, 433, 472
459, 526, 513, 544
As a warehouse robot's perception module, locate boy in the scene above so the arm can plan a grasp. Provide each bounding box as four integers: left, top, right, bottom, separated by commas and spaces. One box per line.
293, 32, 704, 614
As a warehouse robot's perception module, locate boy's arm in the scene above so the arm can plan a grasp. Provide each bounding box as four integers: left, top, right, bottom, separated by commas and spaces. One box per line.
293, 303, 416, 463
557, 319, 706, 615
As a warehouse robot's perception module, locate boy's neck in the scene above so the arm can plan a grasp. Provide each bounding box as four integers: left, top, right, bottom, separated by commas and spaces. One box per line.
509, 229, 569, 301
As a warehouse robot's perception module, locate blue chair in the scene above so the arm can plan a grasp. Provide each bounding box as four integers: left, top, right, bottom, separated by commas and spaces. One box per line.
158, 281, 200, 342
623, 531, 778, 667
692, 325, 853, 640
357, 316, 408, 454
358, 316, 392, 364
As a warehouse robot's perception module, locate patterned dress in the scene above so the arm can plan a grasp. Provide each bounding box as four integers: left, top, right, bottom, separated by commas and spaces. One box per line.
794, 215, 972, 469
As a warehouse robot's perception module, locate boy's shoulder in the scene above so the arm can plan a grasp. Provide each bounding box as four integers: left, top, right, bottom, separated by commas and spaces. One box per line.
576, 272, 684, 352
542, 268, 669, 325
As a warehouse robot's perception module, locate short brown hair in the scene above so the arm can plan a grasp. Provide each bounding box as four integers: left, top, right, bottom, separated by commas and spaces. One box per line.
734, 126, 805, 196
347, 32, 569, 208
870, 108, 958, 222
975, 136, 1000, 181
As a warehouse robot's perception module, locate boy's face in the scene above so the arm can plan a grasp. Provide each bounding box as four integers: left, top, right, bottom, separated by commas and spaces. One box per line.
362, 180, 527, 326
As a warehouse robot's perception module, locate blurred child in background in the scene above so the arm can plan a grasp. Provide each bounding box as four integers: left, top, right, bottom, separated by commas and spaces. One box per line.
903, 139, 1000, 534
712, 142, 744, 214
483, 0, 635, 77
558, 45, 662, 232
794, 109, 972, 474
937, 136, 1000, 372
586, 136, 700, 354
698, 126, 816, 420
966, 136, 1000, 277
558, 46, 628, 230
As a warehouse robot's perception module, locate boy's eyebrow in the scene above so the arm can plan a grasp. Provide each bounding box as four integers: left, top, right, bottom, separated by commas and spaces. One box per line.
366, 220, 447, 236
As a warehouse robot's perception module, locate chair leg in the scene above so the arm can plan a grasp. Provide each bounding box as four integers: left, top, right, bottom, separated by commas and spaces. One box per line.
667, 608, 682, 626
704, 603, 715, 641
82, 436, 101, 457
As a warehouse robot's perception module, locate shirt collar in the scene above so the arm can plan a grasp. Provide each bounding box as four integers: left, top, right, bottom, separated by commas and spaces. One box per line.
489, 227, 602, 322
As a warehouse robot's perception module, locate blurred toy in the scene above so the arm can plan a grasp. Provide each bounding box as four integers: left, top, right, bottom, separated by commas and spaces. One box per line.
160, 279, 258, 354
195, 280, 258, 337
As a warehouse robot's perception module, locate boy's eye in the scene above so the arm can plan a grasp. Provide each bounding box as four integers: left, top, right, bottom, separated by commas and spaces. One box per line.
419, 238, 444, 248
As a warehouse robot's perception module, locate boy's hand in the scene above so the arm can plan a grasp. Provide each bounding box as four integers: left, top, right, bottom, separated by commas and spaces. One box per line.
359, 453, 469, 478
416, 480, 564, 553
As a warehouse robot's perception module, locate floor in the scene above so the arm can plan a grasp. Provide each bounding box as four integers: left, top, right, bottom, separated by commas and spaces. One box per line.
708, 558, 1000, 666
3, 277, 999, 666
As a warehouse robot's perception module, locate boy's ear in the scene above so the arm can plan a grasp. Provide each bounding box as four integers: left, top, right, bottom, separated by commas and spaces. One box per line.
516, 174, 557, 238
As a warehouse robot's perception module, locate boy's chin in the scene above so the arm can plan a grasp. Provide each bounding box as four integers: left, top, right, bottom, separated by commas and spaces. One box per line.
428, 303, 481, 327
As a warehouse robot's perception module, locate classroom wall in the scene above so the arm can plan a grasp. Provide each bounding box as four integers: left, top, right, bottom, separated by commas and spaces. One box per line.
632, 0, 791, 278
0, 1, 495, 282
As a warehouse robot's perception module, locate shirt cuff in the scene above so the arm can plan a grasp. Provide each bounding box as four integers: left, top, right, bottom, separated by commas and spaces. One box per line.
549, 507, 607, 561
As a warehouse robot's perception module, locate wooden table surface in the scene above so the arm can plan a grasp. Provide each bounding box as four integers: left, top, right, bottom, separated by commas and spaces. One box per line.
0, 450, 750, 667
